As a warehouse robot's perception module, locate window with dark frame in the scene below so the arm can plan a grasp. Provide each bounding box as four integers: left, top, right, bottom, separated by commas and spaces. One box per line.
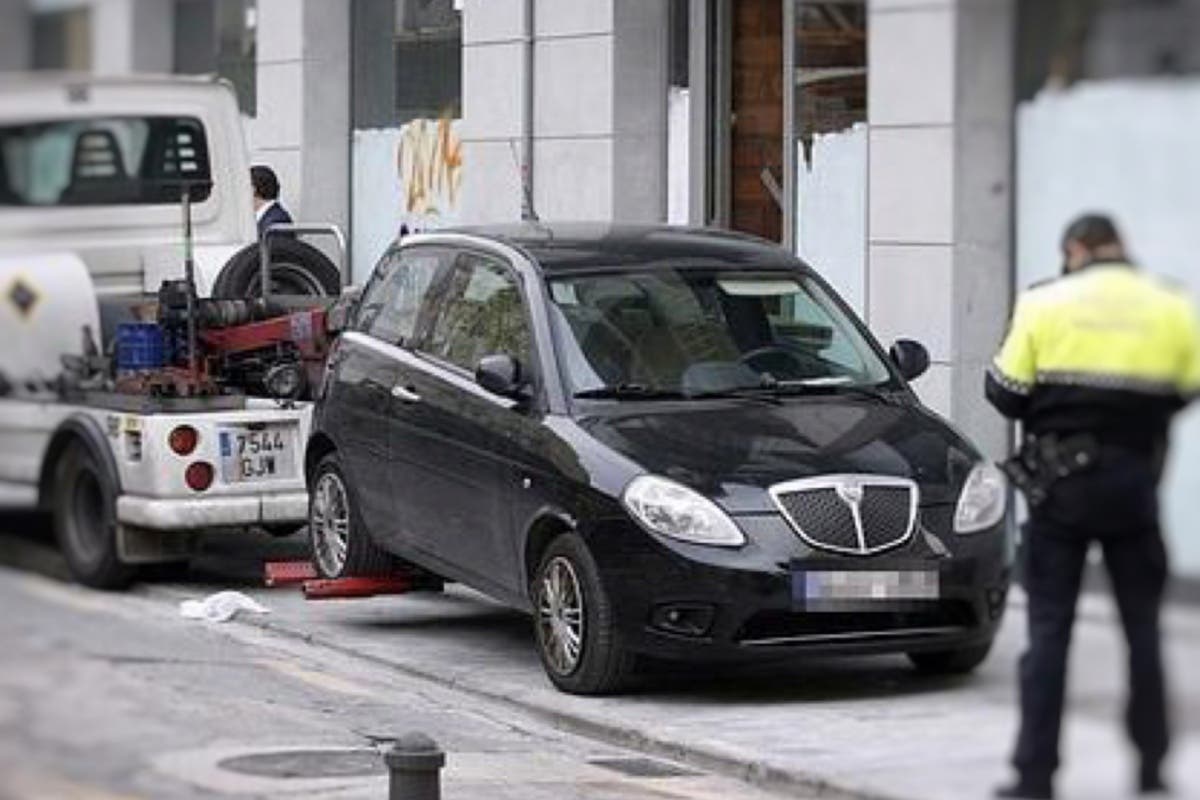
394, 0, 462, 125
1017, 0, 1200, 101
173, 0, 258, 116
32, 7, 92, 71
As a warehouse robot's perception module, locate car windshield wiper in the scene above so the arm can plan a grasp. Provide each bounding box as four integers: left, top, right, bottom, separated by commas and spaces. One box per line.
684, 385, 784, 405
572, 384, 688, 400
767, 378, 903, 405
573, 379, 901, 405
574, 384, 782, 404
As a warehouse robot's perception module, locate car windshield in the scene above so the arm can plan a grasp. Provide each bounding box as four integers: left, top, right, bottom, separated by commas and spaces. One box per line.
547, 268, 895, 398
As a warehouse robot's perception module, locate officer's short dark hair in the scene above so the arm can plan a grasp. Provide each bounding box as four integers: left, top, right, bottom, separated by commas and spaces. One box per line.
250, 165, 281, 201
1062, 213, 1123, 252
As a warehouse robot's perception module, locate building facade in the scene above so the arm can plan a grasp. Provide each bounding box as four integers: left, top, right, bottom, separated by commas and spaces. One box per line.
6, 0, 1200, 576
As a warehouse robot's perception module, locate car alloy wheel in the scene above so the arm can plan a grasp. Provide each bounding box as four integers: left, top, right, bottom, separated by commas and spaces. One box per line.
310, 471, 350, 577
535, 556, 585, 676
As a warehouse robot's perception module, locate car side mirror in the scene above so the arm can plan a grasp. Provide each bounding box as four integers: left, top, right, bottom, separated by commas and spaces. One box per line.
475, 354, 527, 399
890, 339, 930, 382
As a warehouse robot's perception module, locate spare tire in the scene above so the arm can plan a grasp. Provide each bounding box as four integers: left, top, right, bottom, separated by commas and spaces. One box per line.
212, 239, 341, 299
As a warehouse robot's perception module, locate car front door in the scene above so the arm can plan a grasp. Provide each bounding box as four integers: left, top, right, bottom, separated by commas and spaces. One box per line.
387, 249, 538, 598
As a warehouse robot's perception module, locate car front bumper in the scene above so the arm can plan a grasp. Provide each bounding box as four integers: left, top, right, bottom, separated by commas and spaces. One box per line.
586, 508, 1012, 661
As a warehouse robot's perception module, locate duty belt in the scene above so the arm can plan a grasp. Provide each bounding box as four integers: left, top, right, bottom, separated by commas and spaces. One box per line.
1002, 432, 1100, 508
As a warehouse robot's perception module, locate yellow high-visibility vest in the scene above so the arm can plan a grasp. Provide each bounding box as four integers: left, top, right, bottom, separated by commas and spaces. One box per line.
992, 263, 1200, 400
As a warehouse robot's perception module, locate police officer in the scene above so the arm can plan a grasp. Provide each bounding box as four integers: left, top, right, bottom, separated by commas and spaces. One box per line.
987, 214, 1200, 799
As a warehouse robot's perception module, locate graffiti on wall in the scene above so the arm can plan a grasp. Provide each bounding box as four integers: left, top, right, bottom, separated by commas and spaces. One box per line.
397, 115, 463, 219
351, 115, 463, 282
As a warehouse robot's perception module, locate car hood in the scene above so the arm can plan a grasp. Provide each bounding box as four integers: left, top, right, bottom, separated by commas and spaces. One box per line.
575, 397, 980, 513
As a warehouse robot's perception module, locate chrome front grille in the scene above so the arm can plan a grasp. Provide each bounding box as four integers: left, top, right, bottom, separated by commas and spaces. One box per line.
769, 475, 919, 556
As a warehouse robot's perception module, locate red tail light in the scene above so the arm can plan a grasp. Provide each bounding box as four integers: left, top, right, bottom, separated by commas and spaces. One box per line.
185, 462, 214, 492
169, 425, 199, 456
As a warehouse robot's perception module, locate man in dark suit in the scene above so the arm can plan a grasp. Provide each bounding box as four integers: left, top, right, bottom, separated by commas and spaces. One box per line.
251, 165, 293, 239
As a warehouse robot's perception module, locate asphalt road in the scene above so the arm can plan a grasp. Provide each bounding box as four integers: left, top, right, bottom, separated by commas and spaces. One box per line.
1, 515, 1197, 800
0, 514, 798, 800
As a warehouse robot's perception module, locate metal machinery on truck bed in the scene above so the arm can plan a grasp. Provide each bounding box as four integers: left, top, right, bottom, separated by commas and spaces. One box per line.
0, 185, 349, 589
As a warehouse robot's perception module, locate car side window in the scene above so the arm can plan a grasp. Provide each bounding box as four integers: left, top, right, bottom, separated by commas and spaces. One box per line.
423, 253, 532, 373
355, 247, 448, 347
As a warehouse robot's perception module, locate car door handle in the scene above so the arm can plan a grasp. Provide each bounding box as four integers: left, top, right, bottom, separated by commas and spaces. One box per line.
391, 385, 421, 404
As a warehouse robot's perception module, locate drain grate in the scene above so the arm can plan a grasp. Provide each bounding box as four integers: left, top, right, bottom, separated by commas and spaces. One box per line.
218, 749, 386, 779
588, 756, 700, 779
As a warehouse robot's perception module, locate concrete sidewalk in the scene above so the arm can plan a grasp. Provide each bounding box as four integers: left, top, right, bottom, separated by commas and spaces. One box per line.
157, 555, 1200, 800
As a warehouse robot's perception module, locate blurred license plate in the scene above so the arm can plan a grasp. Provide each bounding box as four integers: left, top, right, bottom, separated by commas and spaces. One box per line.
793, 570, 939, 610
218, 425, 295, 483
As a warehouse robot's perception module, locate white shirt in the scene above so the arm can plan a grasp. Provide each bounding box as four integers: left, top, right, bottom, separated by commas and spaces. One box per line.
255, 199, 278, 223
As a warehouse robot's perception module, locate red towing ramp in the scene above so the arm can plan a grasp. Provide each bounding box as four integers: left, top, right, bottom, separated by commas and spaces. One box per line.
263, 561, 414, 599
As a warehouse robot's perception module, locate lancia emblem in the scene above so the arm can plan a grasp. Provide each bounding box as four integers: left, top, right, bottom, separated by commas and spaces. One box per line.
836, 481, 864, 508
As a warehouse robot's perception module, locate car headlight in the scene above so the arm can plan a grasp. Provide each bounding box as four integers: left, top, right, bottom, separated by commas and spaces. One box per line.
621, 475, 746, 547
954, 462, 1008, 534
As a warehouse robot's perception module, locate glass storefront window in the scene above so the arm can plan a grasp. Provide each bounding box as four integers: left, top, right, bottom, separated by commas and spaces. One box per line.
786, 0, 868, 313
791, 1, 867, 168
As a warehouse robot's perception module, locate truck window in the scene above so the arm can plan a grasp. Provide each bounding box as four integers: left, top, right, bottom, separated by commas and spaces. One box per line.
0, 116, 212, 207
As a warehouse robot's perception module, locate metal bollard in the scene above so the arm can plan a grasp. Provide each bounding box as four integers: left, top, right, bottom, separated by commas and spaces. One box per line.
386, 732, 445, 800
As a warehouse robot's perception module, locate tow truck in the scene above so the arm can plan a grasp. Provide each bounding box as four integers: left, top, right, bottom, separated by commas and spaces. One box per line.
0, 193, 350, 589
0, 74, 364, 589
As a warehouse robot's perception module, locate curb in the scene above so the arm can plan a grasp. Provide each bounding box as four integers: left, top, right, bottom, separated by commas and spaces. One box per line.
247, 614, 905, 800
148, 582, 906, 800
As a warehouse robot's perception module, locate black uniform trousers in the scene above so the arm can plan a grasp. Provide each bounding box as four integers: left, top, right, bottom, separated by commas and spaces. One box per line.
1014, 468, 1171, 781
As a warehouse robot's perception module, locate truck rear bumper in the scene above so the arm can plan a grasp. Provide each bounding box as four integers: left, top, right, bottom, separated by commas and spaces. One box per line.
116, 492, 308, 530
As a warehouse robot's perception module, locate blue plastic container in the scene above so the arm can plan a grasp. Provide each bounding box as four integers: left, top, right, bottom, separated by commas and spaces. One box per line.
115, 322, 166, 374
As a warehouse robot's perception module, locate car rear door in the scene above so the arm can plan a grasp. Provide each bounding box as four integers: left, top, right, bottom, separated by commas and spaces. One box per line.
386, 249, 537, 598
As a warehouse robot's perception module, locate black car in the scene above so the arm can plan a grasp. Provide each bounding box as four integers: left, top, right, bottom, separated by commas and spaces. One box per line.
306, 224, 1012, 694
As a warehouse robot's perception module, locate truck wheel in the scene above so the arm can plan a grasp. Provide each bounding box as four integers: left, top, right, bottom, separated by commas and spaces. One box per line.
531, 534, 636, 695
908, 640, 994, 676
308, 453, 395, 578
212, 239, 341, 298
51, 441, 135, 590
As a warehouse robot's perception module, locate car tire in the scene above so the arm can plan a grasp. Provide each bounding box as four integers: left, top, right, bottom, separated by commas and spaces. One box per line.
51, 441, 136, 590
531, 533, 636, 695
308, 453, 395, 578
212, 239, 341, 299
907, 640, 994, 676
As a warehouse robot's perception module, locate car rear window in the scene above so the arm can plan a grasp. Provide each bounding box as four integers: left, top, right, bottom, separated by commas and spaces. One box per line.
0, 115, 212, 207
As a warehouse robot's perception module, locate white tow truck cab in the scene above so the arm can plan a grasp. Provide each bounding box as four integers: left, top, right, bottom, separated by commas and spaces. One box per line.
0, 74, 342, 312
0, 73, 255, 298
